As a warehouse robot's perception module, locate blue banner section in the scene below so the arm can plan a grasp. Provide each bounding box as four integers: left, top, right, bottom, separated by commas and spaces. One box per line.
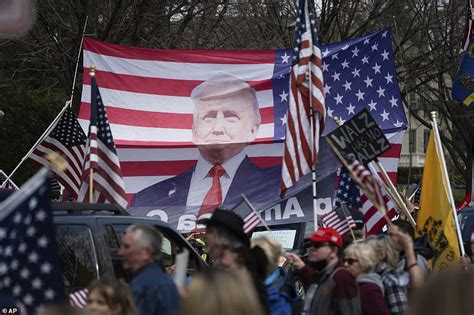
128, 141, 340, 232
453, 42, 474, 108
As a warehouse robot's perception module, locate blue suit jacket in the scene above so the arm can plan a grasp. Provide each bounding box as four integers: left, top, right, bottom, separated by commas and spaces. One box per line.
130, 156, 280, 209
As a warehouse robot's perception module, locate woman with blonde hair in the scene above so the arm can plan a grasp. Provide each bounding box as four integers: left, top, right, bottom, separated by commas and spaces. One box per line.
251, 236, 296, 315
86, 279, 137, 315
365, 235, 408, 315
344, 242, 390, 315
180, 269, 264, 315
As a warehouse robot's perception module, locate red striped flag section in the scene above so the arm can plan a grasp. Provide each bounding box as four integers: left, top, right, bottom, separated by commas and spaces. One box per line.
322, 206, 356, 236
280, 0, 325, 195
347, 159, 392, 234
77, 73, 128, 208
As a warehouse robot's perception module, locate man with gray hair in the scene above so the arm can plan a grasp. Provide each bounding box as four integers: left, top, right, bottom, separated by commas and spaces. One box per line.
131, 74, 280, 224
118, 224, 179, 315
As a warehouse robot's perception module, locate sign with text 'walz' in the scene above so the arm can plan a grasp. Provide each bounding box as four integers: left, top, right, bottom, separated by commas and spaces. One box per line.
327, 108, 390, 165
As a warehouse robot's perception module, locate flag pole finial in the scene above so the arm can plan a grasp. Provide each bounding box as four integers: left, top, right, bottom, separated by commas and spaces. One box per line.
333, 116, 342, 126
89, 65, 96, 77
430, 111, 438, 119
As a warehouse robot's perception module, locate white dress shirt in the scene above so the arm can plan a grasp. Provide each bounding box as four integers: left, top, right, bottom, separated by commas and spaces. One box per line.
186, 150, 246, 209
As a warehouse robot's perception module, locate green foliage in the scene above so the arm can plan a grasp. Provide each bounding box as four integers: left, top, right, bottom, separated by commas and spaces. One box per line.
0, 84, 67, 185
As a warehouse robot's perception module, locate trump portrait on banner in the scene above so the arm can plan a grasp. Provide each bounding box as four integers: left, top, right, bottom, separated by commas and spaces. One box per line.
130, 73, 280, 219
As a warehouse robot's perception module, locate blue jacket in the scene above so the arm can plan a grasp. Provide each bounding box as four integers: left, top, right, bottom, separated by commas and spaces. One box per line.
130, 263, 180, 315
265, 268, 297, 315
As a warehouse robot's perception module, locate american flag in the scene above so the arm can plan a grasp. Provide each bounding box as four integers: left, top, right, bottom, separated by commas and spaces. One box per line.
77, 74, 128, 208
28, 107, 86, 198
0, 170, 19, 190
0, 168, 65, 313
408, 183, 421, 208
280, 0, 325, 195
69, 288, 88, 308
334, 166, 363, 209
462, 1, 474, 51
79, 28, 406, 209
346, 159, 392, 232
322, 205, 355, 236
322, 167, 358, 235
231, 196, 266, 233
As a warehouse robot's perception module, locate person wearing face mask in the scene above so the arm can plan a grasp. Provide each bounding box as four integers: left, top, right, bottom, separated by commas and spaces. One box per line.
286, 227, 361, 315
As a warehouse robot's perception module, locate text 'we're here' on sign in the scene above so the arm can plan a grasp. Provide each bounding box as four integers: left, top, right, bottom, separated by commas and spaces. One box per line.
326, 108, 390, 165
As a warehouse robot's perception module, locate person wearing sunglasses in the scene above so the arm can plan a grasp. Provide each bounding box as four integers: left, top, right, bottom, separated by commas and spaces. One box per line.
344, 242, 391, 315
286, 227, 361, 315
365, 235, 408, 315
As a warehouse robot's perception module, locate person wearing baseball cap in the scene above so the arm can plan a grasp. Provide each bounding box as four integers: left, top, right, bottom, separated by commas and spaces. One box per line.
287, 227, 361, 315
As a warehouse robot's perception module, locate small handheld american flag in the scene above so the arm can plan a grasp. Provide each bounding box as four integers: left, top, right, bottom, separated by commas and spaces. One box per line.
322, 167, 359, 235
231, 194, 268, 234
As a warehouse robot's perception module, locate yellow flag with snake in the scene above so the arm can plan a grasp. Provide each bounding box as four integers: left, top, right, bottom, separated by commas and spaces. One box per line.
417, 131, 461, 270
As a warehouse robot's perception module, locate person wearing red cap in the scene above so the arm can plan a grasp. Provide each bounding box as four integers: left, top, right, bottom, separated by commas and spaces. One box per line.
286, 227, 361, 315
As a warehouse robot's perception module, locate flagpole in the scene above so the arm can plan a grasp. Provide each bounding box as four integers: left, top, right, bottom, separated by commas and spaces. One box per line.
341, 203, 356, 240
69, 16, 89, 105
89, 168, 94, 203
371, 160, 416, 227
1, 17, 89, 188
430, 111, 465, 256
325, 137, 391, 225
303, 0, 319, 232
1, 100, 71, 188
241, 194, 272, 232
88, 65, 96, 203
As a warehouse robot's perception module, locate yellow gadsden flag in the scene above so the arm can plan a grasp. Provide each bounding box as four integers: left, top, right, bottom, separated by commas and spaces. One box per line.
417, 131, 461, 271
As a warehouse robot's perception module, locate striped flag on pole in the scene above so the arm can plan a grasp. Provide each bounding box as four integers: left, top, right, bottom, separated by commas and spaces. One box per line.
280, 0, 325, 196
322, 205, 356, 235
28, 107, 86, 197
347, 159, 388, 220
231, 195, 266, 233
77, 72, 128, 208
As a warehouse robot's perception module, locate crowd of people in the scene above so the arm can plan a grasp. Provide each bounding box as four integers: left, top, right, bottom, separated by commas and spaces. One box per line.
34, 208, 473, 315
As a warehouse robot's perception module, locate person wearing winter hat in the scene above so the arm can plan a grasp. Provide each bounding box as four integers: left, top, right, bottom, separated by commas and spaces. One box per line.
286, 227, 361, 315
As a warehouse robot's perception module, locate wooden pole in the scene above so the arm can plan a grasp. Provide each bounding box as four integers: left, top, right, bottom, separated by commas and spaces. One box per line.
325, 137, 391, 225
372, 160, 416, 227
89, 168, 94, 203
341, 203, 356, 240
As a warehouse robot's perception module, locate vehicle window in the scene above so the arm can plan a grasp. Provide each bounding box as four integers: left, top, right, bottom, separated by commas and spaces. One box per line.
55, 224, 98, 292
104, 225, 132, 281
106, 224, 200, 279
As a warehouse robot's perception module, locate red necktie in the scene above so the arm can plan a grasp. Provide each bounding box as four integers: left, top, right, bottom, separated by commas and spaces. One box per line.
197, 164, 226, 218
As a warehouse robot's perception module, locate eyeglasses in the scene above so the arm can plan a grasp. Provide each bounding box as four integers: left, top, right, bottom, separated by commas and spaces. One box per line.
342, 258, 359, 265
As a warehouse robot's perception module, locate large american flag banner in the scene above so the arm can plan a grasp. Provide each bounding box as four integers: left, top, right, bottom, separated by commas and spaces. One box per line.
79, 28, 406, 220
77, 74, 128, 208
280, 0, 325, 195
0, 168, 65, 313
28, 107, 86, 198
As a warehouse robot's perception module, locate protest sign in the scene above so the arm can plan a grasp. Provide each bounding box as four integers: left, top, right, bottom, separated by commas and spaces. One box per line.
327, 108, 390, 165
